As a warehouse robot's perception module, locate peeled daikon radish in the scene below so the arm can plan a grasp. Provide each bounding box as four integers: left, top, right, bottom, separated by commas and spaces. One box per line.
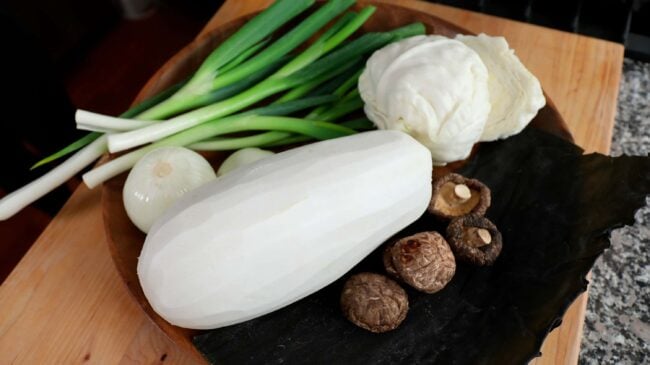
138, 130, 432, 329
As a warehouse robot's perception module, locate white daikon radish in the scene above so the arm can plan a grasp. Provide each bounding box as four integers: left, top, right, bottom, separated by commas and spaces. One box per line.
138, 130, 432, 329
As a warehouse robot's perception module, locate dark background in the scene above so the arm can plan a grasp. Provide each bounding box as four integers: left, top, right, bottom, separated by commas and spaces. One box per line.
0, 0, 648, 280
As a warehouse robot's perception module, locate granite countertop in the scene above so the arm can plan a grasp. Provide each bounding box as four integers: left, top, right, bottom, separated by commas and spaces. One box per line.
580, 58, 650, 364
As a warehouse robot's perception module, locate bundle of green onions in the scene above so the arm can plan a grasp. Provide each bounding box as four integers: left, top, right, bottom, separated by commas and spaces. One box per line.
0, 0, 425, 220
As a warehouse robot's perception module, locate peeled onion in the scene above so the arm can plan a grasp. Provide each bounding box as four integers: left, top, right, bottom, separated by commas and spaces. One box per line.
123, 147, 216, 233
216, 148, 275, 177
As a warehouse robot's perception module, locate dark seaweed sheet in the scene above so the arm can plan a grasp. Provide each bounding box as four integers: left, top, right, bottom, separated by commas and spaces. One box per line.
193, 128, 650, 365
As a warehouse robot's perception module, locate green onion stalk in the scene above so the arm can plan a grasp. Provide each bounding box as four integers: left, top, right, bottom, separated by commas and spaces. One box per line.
262, 87, 368, 147
106, 21, 424, 153
0, 0, 326, 220
136, 0, 357, 120
0, 0, 425, 221
105, 6, 385, 153
82, 95, 352, 188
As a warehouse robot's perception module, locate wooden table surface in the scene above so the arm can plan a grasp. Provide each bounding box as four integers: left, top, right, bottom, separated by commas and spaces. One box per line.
0, 1, 624, 364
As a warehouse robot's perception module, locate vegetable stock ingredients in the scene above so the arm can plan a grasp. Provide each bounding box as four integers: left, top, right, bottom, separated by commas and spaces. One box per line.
0, 0, 427, 220
383, 243, 400, 279
123, 147, 216, 233
455, 34, 546, 142
385, 232, 456, 294
359, 33, 545, 164
359, 35, 490, 165
446, 214, 503, 266
428, 173, 491, 220
216, 148, 275, 176
340, 273, 409, 333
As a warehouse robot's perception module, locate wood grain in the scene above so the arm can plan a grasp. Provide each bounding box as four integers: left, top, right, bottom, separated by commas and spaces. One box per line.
0, 1, 623, 364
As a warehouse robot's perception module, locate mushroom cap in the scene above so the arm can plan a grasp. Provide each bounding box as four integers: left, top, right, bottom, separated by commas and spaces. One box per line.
446, 214, 503, 266
383, 244, 400, 279
389, 232, 456, 294
340, 273, 409, 333
429, 173, 491, 220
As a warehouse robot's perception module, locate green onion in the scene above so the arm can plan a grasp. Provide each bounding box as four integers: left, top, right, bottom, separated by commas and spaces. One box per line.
32, 78, 189, 169
262, 134, 312, 147
307, 68, 362, 117
268, 5, 373, 79
218, 38, 271, 74
274, 58, 362, 103
272, 86, 366, 146
186, 94, 341, 151
311, 94, 363, 122
189, 132, 291, 151
76, 110, 155, 132
123, 80, 187, 118
30, 132, 102, 169
188, 115, 355, 140
262, 118, 374, 148
189, 0, 314, 85
108, 21, 423, 153
213, 0, 358, 88
84, 94, 340, 187
78, 56, 291, 131
387, 22, 426, 39
340, 118, 374, 130
0, 135, 108, 220
1, 0, 426, 222
138, 0, 355, 120
245, 95, 339, 116
333, 69, 363, 97
83, 115, 355, 188
177, 55, 291, 116
306, 67, 359, 97
341, 88, 360, 101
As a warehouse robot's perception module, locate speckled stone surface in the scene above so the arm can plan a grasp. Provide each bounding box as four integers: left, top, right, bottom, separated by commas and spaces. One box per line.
579, 58, 650, 364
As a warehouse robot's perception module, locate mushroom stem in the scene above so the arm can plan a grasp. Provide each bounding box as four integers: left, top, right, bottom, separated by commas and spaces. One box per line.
453, 183, 472, 202
477, 228, 492, 245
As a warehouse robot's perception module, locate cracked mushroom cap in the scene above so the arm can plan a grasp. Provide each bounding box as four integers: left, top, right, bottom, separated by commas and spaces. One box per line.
428, 173, 491, 220
446, 214, 503, 266
340, 273, 409, 333
387, 232, 456, 294
383, 244, 400, 279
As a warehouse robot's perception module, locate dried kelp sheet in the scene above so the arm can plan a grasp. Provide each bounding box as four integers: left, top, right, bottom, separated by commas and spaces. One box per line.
194, 128, 650, 365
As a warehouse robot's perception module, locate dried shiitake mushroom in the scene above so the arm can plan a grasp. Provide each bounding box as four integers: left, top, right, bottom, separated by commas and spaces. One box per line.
385, 232, 456, 294
428, 173, 491, 220
383, 244, 400, 279
446, 214, 503, 266
340, 273, 408, 333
